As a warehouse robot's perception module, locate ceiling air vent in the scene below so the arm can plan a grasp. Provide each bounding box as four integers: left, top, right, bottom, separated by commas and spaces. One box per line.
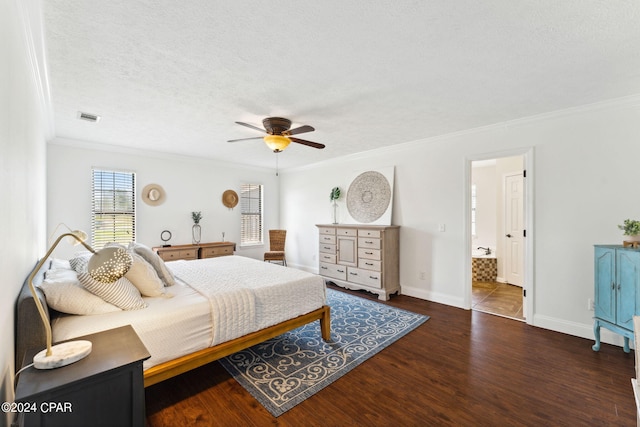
77, 111, 101, 122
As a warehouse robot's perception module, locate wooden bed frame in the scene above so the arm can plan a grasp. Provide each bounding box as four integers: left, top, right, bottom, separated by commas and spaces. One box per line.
15, 261, 331, 387
144, 305, 330, 387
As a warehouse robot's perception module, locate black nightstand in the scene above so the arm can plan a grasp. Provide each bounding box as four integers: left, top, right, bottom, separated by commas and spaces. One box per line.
14, 325, 150, 427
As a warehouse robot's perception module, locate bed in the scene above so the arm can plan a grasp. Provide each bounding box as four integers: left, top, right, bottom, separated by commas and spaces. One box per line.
15, 251, 330, 387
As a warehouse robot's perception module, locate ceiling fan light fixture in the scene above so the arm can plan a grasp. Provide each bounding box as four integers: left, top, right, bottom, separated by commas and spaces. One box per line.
263, 134, 291, 152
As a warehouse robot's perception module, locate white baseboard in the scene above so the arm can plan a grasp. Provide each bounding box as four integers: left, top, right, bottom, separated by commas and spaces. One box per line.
532, 314, 632, 350
400, 285, 465, 309
287, 262, 316, 274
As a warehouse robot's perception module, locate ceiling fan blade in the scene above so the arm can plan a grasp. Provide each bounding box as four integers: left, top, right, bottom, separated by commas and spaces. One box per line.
227, 136, 265, 142
283, 125, 315, 136
290, 137, 325, 149
235, 121, 266, 133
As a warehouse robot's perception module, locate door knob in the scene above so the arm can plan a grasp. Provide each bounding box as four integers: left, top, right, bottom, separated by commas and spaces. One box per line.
506, 234, 512, 238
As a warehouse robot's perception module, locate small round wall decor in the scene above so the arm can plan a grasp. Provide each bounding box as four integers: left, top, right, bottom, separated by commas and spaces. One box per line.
141, 184, 166, 206
346, 170, 392, 223
222, 190, 239, 209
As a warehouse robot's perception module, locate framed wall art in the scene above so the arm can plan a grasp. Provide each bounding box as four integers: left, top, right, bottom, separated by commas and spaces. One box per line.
345, 166, 395, 225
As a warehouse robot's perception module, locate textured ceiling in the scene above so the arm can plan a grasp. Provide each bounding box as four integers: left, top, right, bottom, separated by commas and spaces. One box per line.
43, 1, 640, 170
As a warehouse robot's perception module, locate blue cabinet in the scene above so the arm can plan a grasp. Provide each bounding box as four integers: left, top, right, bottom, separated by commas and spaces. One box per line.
593, 245, 640, 352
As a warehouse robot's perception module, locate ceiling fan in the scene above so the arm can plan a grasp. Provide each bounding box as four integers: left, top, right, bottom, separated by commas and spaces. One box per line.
228, 117, 325, 152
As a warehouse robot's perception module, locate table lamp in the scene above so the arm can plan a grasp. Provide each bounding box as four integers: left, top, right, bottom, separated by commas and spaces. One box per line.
27, 231, 133, 369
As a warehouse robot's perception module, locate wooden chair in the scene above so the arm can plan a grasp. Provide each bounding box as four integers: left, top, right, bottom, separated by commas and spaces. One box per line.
264, 230, 287, 266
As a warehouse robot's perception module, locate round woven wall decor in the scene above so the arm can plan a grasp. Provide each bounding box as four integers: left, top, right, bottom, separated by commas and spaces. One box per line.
141, 183, 166, 206
346, 171, 391, 223
222, 190, 238, 209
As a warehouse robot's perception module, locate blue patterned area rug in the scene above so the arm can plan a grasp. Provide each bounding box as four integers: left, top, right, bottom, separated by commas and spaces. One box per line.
218, 288, 429, 417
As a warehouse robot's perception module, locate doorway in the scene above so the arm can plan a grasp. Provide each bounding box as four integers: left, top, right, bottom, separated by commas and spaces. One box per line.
469, 155, 528, 321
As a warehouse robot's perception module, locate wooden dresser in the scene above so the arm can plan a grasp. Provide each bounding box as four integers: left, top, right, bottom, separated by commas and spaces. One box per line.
316, 224, 400, 300
153, 242, 236, 261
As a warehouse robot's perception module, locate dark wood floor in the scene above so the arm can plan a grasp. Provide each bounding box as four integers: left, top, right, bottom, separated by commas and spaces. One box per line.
145, 284, 637, 426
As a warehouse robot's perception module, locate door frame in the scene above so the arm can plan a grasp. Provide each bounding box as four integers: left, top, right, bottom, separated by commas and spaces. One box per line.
463, 147, 535, 325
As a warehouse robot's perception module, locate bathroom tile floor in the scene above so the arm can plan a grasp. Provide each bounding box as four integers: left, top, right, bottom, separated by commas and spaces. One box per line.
472, 281, 525, 321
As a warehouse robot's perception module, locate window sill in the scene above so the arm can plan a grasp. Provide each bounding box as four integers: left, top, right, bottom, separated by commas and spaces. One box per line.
239, 243, 264, 249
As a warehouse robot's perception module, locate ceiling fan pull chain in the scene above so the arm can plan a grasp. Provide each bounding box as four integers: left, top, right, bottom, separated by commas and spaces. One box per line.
276, 152, 279, 176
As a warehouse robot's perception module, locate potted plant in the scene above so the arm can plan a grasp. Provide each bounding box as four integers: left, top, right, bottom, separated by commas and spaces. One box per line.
191, 211, 202, 244
330, 187, 341, 224
618, 219, 640, 242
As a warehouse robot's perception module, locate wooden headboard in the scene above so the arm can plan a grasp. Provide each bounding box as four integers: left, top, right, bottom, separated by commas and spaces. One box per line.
14, 261, 56, 370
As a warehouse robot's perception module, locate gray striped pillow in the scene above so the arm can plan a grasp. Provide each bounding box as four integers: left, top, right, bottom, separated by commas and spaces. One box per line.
78, 272, 147, 310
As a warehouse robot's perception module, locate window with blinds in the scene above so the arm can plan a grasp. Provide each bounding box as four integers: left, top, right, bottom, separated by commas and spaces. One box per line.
240, 183, 263, 246
91, 169, 136, 249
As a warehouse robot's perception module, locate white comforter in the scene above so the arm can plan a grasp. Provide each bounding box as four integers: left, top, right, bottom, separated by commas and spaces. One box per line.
52, 255, 327, 369
168, 256, 327, 345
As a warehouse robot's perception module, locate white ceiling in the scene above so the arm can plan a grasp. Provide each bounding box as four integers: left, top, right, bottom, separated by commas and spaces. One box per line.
43, 1, 640, 170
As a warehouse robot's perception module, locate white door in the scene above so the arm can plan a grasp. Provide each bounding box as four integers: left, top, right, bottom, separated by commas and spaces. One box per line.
504, 173, 524, 289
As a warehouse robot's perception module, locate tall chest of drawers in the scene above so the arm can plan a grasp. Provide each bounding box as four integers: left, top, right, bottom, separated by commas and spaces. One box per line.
316, 224, 400, 300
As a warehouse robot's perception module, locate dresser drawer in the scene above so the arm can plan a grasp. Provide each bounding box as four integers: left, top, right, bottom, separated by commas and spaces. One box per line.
201, 245, 234, 258
319, 262, 347, 281
347, 267, 382, 288
319, 234, 337, 245
159, 249, 197, 261
319, 253, 337, 264
319, 243, 336, 254
358, 248, 381, 261
358, 237, 381, 250
358, 229, 381, 238
336, 228, 357, 237
318, 227, 336, 235
359, 258, 381, 271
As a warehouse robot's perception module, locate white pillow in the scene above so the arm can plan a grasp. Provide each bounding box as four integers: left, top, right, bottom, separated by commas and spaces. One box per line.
45, 267, 77, 281
50, 258, 72, 270
78, 272, 147, 310
125, 253, 166, 297
129, 242, 176, 286
38, 272, 121, 315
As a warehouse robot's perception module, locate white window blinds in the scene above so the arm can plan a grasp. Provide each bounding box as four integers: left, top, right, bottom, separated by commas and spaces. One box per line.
240, 183, 263, 246
91, 169, 136, 248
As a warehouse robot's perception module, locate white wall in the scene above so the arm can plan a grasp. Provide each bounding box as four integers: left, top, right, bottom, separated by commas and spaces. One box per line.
47, 141, 280, 260
280, 95, 640, 345
1, 0, 48, 424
